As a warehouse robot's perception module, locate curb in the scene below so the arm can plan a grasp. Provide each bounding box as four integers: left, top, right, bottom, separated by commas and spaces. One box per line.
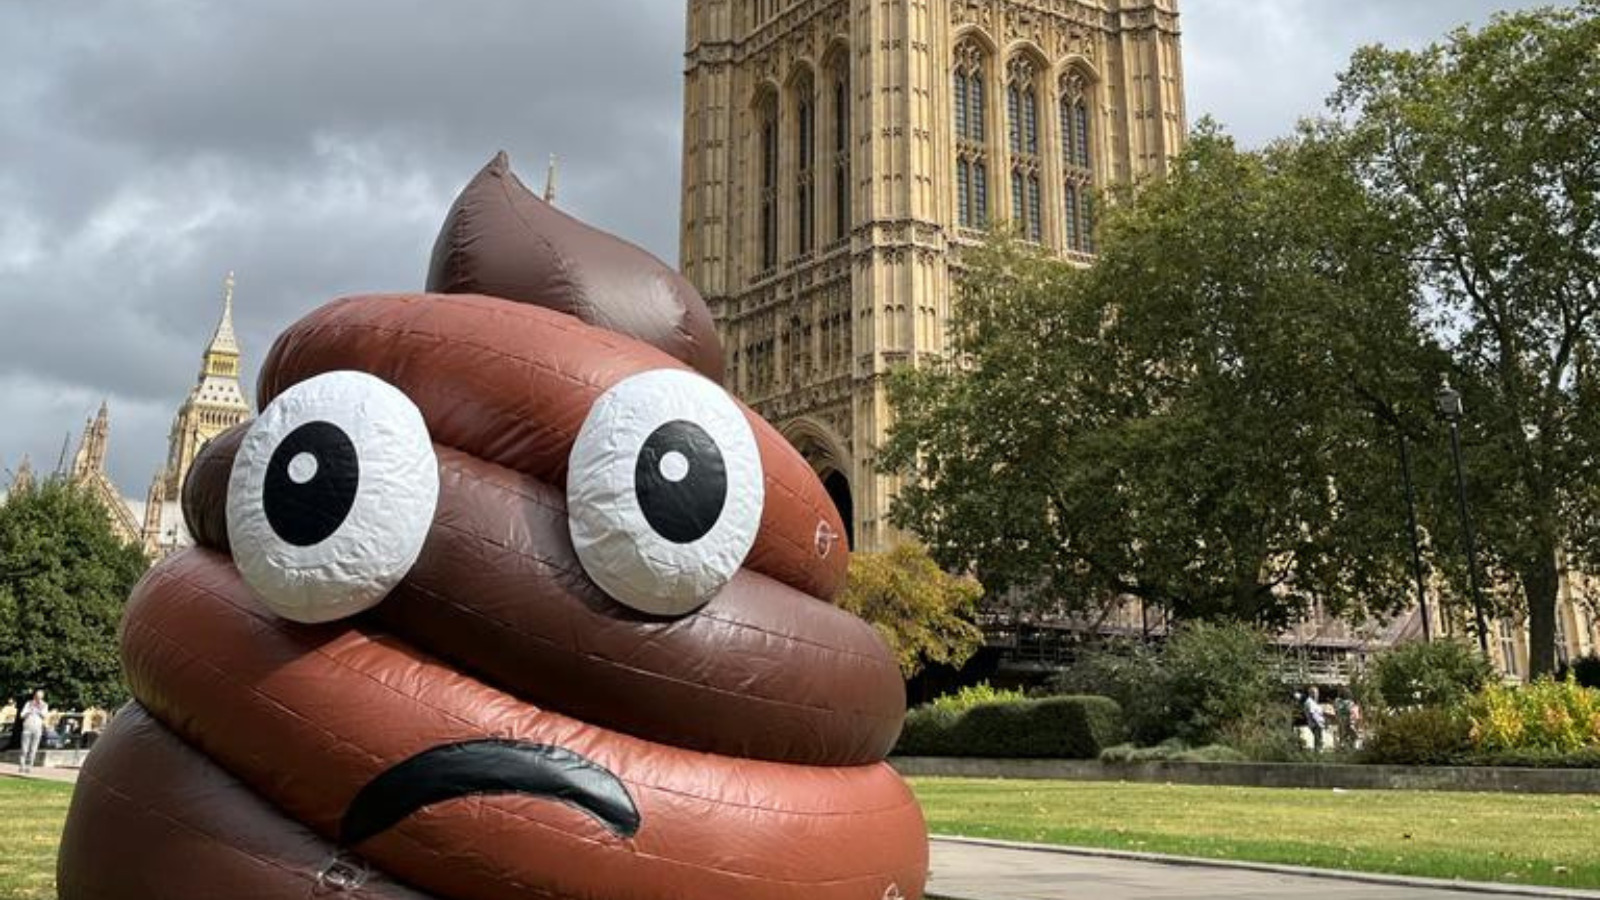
928, 835, 1600, 899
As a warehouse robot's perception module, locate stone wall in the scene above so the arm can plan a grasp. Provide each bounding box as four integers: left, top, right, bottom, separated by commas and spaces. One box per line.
892, 756, 1600, 794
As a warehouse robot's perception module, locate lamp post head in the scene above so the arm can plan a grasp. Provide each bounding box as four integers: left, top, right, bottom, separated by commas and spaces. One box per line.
1437, 380, 1464, 421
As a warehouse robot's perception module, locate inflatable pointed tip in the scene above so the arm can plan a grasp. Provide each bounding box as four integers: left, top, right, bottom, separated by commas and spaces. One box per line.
428, 152, 726, 383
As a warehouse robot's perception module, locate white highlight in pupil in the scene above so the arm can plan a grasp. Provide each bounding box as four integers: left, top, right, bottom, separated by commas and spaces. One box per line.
659, 451, 691, 483
288, 452, 319, 485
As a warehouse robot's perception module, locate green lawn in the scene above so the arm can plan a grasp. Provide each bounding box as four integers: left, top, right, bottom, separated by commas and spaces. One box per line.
7, 775, 1600, 895
913, 777, 1600, 890
0, 779, 70, 900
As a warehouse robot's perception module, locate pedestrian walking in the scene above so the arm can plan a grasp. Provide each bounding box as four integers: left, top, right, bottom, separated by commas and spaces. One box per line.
18, 689, 48, 774
1303, 686, 1326, 753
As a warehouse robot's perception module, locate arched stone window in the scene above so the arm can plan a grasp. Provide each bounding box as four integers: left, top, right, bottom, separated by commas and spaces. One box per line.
757, 92, 779, 272
953, 38, 989, 229
1060, 69, 1095, 254
1007, 56, 1042, 242
793, 69, 816, 257
830, 52, 852, 243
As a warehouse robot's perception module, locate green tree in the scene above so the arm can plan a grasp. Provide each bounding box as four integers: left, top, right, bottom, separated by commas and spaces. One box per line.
0, 479, 148, 708
1051, 623, 1279, 747
883, 124, 1437, 626
1356, 639, 1495, 711
837, 543, 984, 677
1332, 3, 1600, 676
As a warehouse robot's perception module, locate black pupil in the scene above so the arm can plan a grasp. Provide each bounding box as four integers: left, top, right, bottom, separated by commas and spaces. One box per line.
263, 421, 361, 547
634, 420, 727, 544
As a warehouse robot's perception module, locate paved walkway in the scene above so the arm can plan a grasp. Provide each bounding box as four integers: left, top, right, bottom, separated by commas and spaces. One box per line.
0, 765, 80, 784
929, 838, 1600, 900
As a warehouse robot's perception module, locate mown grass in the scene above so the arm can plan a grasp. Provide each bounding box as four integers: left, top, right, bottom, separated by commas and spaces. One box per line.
8, 775, 1600, 894
912, 777, 1600, 890
0, 779, 70, 900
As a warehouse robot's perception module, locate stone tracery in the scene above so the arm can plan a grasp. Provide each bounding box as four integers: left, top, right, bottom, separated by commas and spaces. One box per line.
682, 0, 1184, 548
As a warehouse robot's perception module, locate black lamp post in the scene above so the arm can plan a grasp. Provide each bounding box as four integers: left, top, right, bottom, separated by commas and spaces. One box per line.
1436, 380, 1491, 655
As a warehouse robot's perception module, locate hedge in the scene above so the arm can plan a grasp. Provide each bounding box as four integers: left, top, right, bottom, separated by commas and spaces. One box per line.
893, 695, 1125, 758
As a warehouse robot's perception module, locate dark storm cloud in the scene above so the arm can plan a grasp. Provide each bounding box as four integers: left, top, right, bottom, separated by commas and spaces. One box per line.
0, 0, 685, 492
0, 0, 1572, 497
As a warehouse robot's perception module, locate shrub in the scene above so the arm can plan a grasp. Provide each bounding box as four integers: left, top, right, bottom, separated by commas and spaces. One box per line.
1361, 706, 1472, 765
1053, 623, 1279, 746
1217, 702, 1305, 762
894, 705, 952, 756
927, 681, 1026, 717
839, 545, 985, 677
1100, 741, 1247, 763
898, 683, 1029, 752
894, 695, 1124, 758
1555, 654, 1600, 690
1178, 743, 1251, 763
1159, 623, 1281, 746
1466, 678, 1600, 753
1359, 639, 1494, 711
1100, 740, 1183, 762
1050, 640, 1163, 740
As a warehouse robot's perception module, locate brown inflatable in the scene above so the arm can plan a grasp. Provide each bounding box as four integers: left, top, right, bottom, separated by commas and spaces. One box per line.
256, 293, 849, 604
59, 705, 436, 900
57, 154, 927, 900
428, 151, 724, 384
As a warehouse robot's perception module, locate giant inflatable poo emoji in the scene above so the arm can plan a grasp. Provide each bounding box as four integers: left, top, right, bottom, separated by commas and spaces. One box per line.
58, 153, 928, 900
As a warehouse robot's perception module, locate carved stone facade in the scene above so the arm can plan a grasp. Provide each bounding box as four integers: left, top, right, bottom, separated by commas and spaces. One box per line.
143, 273, 253, 556
69, 401, 145, 548
42, 275, 255, 558
682, 0, 1185, 550
156, 273, 251, 501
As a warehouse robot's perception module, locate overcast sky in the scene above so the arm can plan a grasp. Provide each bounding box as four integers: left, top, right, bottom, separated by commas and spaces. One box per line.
0, 0, 1557, 497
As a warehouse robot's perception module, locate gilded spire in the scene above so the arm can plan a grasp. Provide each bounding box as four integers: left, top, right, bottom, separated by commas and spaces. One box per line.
207, 271, 240, 359
201, 271, 241, 380
544, 154, 558, 205
164, 269, 252, 497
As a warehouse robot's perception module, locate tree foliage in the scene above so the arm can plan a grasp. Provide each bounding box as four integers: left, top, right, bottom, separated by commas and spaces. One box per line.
1332, 2, 1600, 675
0, 479, 148, 708
883, 124, 1436, 626
1051, 623, 1279, 747
837, 543, 984, 678
1356, 638, 1496, 711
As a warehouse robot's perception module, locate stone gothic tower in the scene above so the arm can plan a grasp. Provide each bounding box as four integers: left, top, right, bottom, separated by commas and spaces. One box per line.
69, 400, 144, 545
159, 272, 252, 499
681, 0, 1186, 550
71, 401, 112, 482
8, 455, 34, 495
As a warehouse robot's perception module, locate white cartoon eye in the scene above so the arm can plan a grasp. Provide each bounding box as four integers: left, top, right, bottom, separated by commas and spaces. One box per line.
226, 371, 439, 624
567, 369, 765, 616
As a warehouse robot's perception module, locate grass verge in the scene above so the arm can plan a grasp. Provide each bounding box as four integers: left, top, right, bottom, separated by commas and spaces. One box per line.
8, 775, 1600, 893
912, 777, 1600, 890
0, 778, 70, 900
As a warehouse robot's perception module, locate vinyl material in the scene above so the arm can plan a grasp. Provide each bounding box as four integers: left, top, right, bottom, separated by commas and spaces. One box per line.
119, 551, 928, 900
61, 152, 924, 900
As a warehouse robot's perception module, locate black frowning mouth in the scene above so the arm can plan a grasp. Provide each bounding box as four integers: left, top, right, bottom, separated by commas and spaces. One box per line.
340, 740, 640, 846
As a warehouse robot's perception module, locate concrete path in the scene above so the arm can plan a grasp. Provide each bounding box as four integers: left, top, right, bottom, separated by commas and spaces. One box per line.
928, 838, 1600, 900
0, 765, 81, 784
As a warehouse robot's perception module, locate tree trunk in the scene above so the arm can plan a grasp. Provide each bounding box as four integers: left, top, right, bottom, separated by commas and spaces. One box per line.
1521, 537, 1561, 678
